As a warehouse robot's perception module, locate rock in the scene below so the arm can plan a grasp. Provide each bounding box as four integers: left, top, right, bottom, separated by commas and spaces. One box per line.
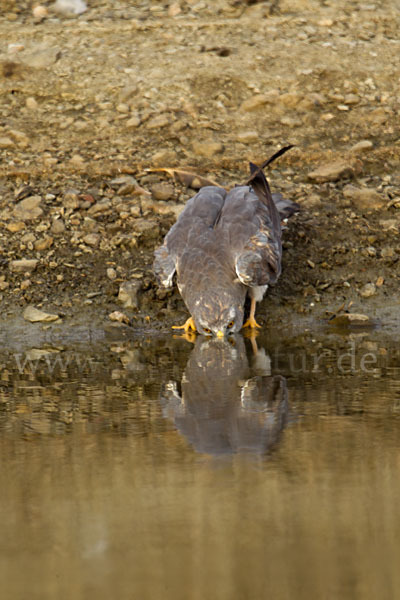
83, 233, 100, 247
63, 189, 80, 209
0, 136, 14, 149
88, 200, 111, 216
116, 103, 130, 114
126, 115, 141, 128
118, 281, 141, 309
350, 140, 373, 154
26, 97, 38, 110
6, 221, 25, 233
192, 140, 223, 158
301, 194, 322, 208
168, 2, 181, 16
308, 161, 354, 183
21, 46, 60, 68
34, 236, 53, 251
23, 305, 60, 323
146, 114, 171, 129
151, 183, 174, 201
240, 91, 279, 112
9, 259, 39, 273
107, 267, 117, 280
279, 92, 302, 107
52, 0, 87, 15
151, 149, 177, 166
359, 283, 376, 298
236, 131, 259, 144
343, 185, 384, 211
329, 313, 372, 327
109, 310, 130, 324
50, 219, 65, 234
13, 195, 43, 221
32, 5, 48, 19
381, 247, 395, 258
379, 219, 398, 231
132, 218, 160, 243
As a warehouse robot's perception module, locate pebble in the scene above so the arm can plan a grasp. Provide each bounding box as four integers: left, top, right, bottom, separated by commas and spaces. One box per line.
23, 305, 60, 323
83, 233, 100, 247
151, 183, 174, 201
50, 219, 65, 234
308, 161, 354, 183
6, 221, 25, 233
192, 140, 223, 158
13, 196, 43, 221
240, 92, 279, 112
350, 140, 373, 154
26, 97, 38, 110
236, 131, 259, 144
0, 136, 14, 149
34, 236, 53, 251
151, 149, 178, 166
21, 47, 60, 69
359, 283, 376, 298
343, 185, 384, 211
118, 281, 141, 309
9, 259, 39, 273
109, 311, 130, 325
52, 0, 87, 15
168, 2, 181, 17
32, 5, 48, 19
107, 267, 117, 280
146, 114, 171, 129
126, 115, 141, 128
381, 247, 395, 258
329, 313, 372, 327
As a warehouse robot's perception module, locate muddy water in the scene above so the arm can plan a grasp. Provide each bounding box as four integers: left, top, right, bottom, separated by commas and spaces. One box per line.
1, 325, 400, 600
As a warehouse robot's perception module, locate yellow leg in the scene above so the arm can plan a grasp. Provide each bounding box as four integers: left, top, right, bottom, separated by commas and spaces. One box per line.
242, 297, 262, 329
172, 316, 197, 333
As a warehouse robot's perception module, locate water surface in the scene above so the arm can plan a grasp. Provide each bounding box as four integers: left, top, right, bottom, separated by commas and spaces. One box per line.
1, 326, 400, 600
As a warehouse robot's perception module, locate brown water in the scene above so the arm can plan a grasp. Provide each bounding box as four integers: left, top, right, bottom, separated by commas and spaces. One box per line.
1, 327, 400, 600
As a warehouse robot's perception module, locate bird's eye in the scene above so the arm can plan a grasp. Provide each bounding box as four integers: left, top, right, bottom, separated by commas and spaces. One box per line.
227, 320, 234, 329
203, 327, 212, 335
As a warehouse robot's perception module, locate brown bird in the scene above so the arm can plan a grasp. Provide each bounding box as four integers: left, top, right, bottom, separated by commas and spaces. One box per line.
153, 146, 298, 337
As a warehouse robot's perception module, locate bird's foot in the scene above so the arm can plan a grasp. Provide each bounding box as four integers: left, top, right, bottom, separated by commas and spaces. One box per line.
172, 316, 197, 334
242, 316, 262, 330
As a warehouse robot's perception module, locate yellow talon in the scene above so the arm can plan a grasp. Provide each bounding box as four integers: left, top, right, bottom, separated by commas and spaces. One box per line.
172, 316, 197, 333
242, 316, 262, 329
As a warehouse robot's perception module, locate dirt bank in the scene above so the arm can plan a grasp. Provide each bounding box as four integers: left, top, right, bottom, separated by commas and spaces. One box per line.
1, 0, 399, 334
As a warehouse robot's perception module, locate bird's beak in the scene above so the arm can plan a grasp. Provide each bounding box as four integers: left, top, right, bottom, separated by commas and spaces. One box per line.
216, 330, 224, 338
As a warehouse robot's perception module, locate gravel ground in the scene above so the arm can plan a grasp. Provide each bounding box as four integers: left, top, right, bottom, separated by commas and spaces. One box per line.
1, 0, 399, 332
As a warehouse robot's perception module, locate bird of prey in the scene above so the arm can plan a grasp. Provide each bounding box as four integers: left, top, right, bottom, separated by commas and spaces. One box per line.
153, 146, 298, 337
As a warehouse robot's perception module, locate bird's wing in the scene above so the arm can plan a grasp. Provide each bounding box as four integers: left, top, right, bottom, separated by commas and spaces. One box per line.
216, 183, 283, 288
153, 186, 226, 288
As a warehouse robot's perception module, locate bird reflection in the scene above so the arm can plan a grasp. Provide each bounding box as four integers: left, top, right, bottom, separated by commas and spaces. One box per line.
161, 336, 288, 456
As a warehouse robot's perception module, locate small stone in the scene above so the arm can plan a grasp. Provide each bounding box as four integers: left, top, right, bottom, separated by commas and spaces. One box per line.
10, 259, 39, 273
63, 189, 80, 209
376, 276, 384, 287
329, 313, 372, 327
118, 281, 141, 309
301, 194, 322, 208
26, 97, 38, 110
151, 149, 177, 166
107, 267, 117, 280
20, 279, 31, 290
21, 47, 60, 68
50, 219, 65, 234
168, 2, 181, 16
52, 0, 87, 15
32, 5, 48, 19
34, 236, 53, 251
109, 311, 130, 324
279, 92, 302, 107
23, 305, 60, 323
350, 140, 373, 154
146, 114, 171, 129
69, 154, 85, 169
126, 115, 141, 128
381, 247, 395, 258
88, 200, 112, 216
116, 103, 129, 114
379, 219, 398, 231
192, 140, 223, 158
359, 283, 376, 298
0, 136, 14, 149
13, 196, 43, 221
344, 94, 360, 105
6, 221, 25, 233
83, 233, 100, 247
236, 131, 259, 144
151, 183, 174, 201
240, 91, 279, 112
308, 161, 354, 183
343, 186, 384, 211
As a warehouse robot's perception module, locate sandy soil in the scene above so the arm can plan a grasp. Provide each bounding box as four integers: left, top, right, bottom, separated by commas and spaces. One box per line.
0, 0, 399, 334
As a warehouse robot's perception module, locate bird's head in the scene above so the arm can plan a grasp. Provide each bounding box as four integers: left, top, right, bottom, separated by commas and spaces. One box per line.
190, 291, 244, 337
